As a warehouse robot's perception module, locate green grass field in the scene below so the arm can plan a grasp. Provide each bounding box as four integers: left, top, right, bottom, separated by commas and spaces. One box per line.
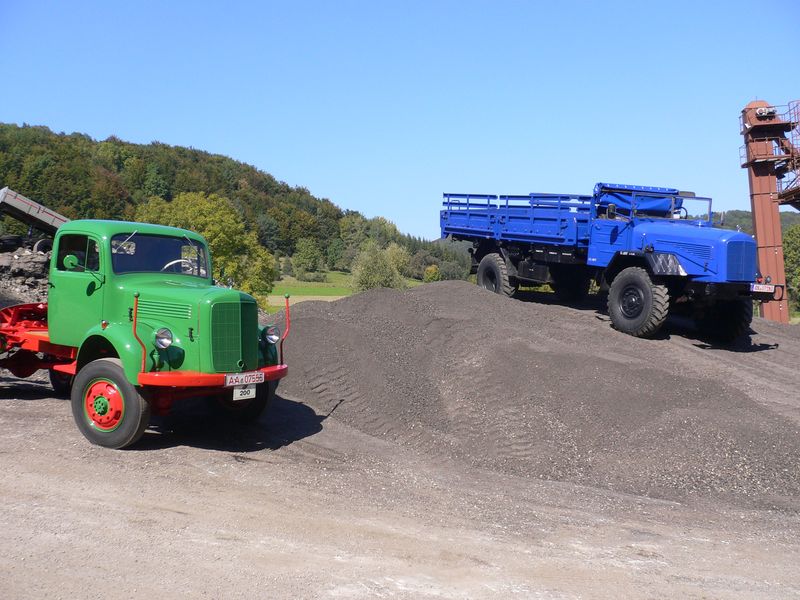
269, 271, 350, 296
264, 271, 423, 312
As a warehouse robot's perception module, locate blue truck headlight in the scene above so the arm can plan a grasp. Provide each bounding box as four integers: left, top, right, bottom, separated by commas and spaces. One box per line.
155, 328, 173, 349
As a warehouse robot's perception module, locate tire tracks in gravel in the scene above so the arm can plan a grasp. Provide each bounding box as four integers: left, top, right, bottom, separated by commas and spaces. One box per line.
281, 281, 800, 510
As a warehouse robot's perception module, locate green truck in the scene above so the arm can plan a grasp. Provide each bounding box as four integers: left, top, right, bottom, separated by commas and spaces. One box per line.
0, 219, 289, 448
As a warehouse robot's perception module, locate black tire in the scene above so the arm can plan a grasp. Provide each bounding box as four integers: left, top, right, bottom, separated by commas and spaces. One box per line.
49, 369, 74, 398
214, 381, 276, 422
71, 358, 151, 449
549, 265, 591, 303
697, 298, 753, 343
0, 234, 22, 252
607, 267, 669, 337
476, 253, 515, 297
33, 238, 53, 253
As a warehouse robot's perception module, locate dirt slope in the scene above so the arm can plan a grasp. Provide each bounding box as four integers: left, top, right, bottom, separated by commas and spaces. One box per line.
282, 281, 800, 509
3, 280, 800, 598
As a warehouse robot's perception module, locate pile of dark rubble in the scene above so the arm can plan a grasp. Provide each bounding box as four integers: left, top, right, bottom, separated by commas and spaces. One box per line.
0, 248, 49, 303
282, 281, 800, 510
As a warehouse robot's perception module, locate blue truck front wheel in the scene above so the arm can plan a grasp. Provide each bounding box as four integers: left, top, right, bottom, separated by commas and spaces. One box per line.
607, 267, 669, 338
697, 298, 753, 343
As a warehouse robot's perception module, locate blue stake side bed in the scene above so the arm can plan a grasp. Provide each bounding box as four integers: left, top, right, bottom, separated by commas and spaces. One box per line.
441, 183, 781, 341
442, 192, 593, 248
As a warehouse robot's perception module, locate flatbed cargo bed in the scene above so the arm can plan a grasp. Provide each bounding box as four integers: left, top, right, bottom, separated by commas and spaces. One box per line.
441, 193, 593, 247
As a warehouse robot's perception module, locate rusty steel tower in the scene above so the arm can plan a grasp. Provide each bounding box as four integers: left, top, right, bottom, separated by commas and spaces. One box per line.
740, 100, 800, 323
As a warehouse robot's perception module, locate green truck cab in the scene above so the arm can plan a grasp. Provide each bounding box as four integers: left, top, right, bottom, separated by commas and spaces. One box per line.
0, 219, 289, 448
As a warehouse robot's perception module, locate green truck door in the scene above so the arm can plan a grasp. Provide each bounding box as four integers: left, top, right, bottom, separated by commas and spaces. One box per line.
48, 233, 105, 348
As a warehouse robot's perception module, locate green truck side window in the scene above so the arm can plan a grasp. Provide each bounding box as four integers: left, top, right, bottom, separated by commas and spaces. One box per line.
86, 239, 100, 271
56, 234, 100, 272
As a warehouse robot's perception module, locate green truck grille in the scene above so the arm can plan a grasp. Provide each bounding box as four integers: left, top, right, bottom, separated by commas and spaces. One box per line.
210, 301, 259, 373
137, 299, 192, 320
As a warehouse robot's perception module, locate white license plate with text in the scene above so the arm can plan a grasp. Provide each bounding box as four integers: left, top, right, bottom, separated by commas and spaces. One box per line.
750, 283, 775, 293
225, 371, 265, 387
232, 385, 256, 401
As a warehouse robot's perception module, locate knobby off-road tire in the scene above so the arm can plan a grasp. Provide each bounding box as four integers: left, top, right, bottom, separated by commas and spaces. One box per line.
607, 267, 669, 338
49, 369, 74, 398
476, 253, 516, 297
71, 358, 151, 449
549, 265, 591, 304
697, 298, 753, 343
214, 380, 276, 422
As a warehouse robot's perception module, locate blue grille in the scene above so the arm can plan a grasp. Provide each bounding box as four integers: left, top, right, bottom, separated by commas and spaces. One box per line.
726, 241, 756, 282
671, 241, 712, 261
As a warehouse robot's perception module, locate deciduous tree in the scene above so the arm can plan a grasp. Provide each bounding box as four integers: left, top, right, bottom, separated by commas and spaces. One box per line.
783, 224, 800, 310
351, 241, 406, 292
135, 192, 277, 297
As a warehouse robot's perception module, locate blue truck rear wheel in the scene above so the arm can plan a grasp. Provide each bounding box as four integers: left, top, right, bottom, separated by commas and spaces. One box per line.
477, 253, 516, 297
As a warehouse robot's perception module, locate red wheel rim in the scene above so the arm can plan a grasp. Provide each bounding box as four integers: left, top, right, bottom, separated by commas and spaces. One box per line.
84, 379, 125, 431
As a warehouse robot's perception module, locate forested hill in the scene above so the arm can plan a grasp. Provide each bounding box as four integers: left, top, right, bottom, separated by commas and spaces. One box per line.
0, 123, 467, 280
714, 210, 800, 235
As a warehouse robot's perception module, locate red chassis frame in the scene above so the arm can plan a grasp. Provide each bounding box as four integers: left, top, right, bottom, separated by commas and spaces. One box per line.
0, 298, 291, 415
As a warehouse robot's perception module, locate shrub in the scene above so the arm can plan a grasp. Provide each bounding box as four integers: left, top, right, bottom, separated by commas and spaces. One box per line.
296, 270, 328, 283
351, 242, 406, 292
423, 264, 442, 283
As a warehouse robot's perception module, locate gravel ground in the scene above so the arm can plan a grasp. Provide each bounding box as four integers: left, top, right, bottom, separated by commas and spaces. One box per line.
2, 281, 800, 598
282, 283, 800, 510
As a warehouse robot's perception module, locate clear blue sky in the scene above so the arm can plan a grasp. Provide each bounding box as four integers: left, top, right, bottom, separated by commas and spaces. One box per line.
1, 0, 797, 239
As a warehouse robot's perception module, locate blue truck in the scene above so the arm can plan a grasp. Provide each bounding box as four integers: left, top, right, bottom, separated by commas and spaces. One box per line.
440, 183, 779, 341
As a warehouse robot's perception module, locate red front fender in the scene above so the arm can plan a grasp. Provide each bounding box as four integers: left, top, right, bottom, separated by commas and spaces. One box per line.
137, 364, 288, 387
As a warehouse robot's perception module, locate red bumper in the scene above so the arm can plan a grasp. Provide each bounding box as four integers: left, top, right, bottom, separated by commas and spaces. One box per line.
137, 364, 288, 387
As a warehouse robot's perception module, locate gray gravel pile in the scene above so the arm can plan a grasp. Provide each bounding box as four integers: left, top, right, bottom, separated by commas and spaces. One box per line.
282, 281, 800, 509
0, 249, 49, 302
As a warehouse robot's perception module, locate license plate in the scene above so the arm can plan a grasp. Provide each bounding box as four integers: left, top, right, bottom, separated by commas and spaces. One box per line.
225, 371, 265, 386
232, 385, 256, 401
750, 283, 775, 293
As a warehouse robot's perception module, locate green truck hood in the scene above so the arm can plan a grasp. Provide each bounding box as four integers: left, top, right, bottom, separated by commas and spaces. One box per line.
110, 275, 260, 375
115, 276, 255, 312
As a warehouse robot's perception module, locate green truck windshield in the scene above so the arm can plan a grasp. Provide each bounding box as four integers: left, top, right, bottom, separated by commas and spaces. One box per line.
111, 232, 209, 278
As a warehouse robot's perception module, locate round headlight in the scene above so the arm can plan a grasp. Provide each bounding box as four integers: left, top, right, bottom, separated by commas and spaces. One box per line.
262, 325, 281, 345
155, 328, 173, 349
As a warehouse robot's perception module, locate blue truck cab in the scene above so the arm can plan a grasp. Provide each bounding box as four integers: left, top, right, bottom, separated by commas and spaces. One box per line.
440, 183, 779, 341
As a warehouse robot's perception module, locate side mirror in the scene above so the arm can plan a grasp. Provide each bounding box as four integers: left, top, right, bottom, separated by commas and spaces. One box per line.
63, 254, 80, 270
607, 204, 617, 219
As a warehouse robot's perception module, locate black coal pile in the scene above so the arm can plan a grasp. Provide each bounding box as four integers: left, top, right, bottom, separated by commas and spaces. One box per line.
281, 281, 800, 509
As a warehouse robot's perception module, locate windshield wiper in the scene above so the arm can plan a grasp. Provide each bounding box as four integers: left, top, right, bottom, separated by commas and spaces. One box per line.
183, 234, 203, 276
114, 230, 138, 253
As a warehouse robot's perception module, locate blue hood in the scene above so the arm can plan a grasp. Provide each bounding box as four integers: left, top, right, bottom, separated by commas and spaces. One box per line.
634, 221, 757, 281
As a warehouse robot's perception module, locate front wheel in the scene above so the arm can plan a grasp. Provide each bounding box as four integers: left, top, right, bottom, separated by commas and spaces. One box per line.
71, 358, 151, 449
607, 267, 669, 337
697, 298, 753, 343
